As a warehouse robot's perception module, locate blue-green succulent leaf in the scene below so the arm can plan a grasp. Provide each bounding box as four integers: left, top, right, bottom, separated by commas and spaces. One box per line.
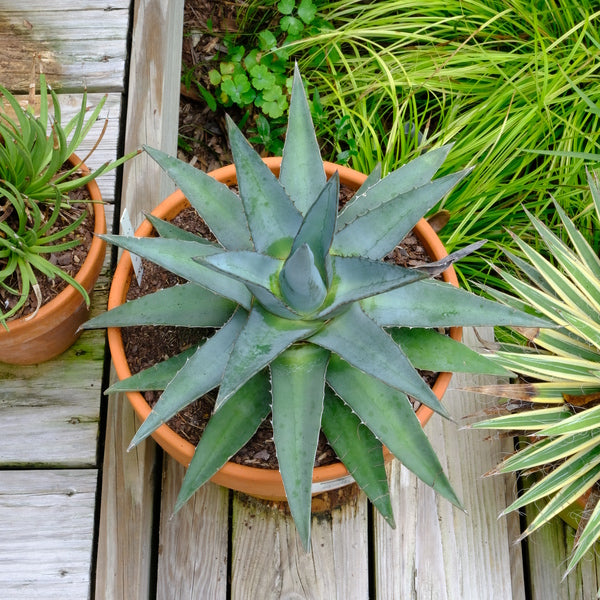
227, 115, 302, 256
175, 372, 271, 511
332, 168, 472, 259
197, 250, 302, 319
107, 347, 197, 392
336, 144, 454, 229
144, 145, 252, 250
290, 171, 339, 284
309, 302, 450, 418
216, 304, 322, 409
129, 309, 247, 448
361, 279, 552, 328
279, 63, 327, 215
317, 256, 428, 318
389, 328, 512, 376
144, 213, 216, 244
352, 162, 382, 198
83, 283, 235, 328
100, 235, 252, 309
326, 356, 462, 509
279, 244, 327, 314
271, 344, 329, 550
321, 389, 394, 527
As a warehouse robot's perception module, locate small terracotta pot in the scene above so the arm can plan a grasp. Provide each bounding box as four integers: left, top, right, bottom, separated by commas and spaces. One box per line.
107, 158, 462, 501
0, 154, 107, 365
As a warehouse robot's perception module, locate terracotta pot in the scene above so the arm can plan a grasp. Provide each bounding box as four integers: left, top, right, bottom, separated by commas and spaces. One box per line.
0, 154, 107, 365
107, 157, 462, 501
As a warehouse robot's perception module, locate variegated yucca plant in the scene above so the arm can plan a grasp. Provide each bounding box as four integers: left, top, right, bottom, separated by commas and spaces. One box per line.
472, 169, 600, 579
86, 66, 541, 548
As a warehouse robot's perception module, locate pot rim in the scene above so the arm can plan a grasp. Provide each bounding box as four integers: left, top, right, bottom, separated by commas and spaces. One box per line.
107, 157, 462, 500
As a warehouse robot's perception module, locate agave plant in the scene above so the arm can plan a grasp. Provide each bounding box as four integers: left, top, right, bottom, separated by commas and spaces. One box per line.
471, 169, 600, 579
85, 66, 542, 548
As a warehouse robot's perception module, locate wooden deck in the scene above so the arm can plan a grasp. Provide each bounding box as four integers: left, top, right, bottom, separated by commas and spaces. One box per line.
1, 1, 600, 598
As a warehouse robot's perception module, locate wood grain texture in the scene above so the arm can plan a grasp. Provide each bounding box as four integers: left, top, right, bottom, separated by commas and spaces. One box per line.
94, 383, 158, 600
0, 469, 97, 598
373, 327, 524, 600
119, 0, 184, 228
0, 0, 129, 93
230, 491, 369, 599
94, 2, 184, 597
156, 457, 229, 600
526, 502, 600, 600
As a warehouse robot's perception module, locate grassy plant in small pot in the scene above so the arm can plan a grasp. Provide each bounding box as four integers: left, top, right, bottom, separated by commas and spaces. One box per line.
0, 76, 137, 363
85, 66, 543, 548
471, 169, 600, 579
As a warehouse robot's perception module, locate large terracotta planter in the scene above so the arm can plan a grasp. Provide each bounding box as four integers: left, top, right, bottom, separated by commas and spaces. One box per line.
107, 157, 462, 501
0, 154, 107, 365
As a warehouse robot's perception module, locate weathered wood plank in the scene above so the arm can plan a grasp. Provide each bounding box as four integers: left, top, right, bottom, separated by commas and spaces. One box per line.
230, 491, 369, 599
0, 0, 129, 93
373, 327, 525, 600
94, 1, 184, 597
120, 0, 184, 228
0, 469, 97, 598
156, 457, 229, 600
526, 503, 600, 600
94, 389, 158, 600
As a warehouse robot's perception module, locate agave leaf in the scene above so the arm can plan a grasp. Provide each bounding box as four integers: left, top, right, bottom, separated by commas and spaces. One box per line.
389, 328, 512, 376
336, 144, 454, 229
353, 162, 382, 197
144, 145, 252, 251
279, 244, 328, 314
317, 256, 428, 319
279, 63, 327, 215
271, 344, 329, 550
107, 347, 197, 393
501, 444, 600, 516
361, 279, 551, 328
227, 115, 302, 257
326, 356, 462, 509
84, 283, 235, 328
101, 235, 252, 310
470, 406, 573, 431
321, 388, 394, 527
520, 462, 600, 541
565, 499, 600, 576
478, 283, 548, 320
290, 171, 339, 284
536, 405, 600, 437
498, 431, 599, 474
309, 302, 450, 419
144, 213, 216, 244
129, 309, 247, 448
332, 168, 471, 259
196, 250, 303, 319
174, 372, 271, 511
216, 304, 322, 409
